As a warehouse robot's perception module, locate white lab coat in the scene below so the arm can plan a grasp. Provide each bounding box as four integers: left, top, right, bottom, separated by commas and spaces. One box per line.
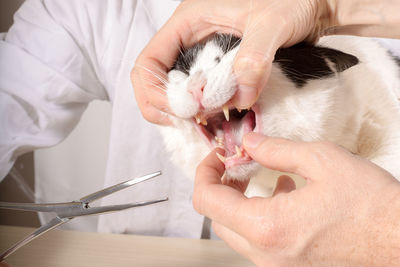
0, 0, 204, 238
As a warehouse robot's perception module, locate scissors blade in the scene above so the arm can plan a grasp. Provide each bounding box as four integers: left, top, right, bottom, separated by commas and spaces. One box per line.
0, 216, 70, 261
80, 171, 162, 204
70, 197, 169, 217
0, 201, 79, 213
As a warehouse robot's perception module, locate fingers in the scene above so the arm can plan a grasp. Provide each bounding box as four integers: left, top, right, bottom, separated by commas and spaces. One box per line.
193, 149, 277, 245
131, 11, 188, 125
242, 132, 355, 181
193, 149, 245, 218
232, 16, 287, 109
272, 175, 296, 197
194, 148, 226, 188
132, 57, 173, 125
193, 148, 247, 223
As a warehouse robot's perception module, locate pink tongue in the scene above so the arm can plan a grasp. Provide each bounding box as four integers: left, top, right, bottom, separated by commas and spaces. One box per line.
222, 111, 255, 156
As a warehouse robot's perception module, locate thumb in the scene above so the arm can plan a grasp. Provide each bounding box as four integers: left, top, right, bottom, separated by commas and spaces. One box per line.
242, 133, 327, 181
232, 20, 286, 109
272, 175, 296, 196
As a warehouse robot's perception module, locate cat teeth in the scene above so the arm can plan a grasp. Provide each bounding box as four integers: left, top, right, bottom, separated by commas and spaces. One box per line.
235, 145, 243, 157
195, 115, 201, 124
237, 108, 242, 113
221, 171, 227, 181
214, 136, 225, 149
222, 104, 229, 121
215, 136, 224, 143
216, 152, 226, 163
215, 136, 225, 148
195, 115, 207, 125
217, 144, 225, 149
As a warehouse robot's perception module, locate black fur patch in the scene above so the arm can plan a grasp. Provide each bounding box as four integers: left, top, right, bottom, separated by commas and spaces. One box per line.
389, 52, 400, 74
172, 34, 359, 88
213, 34, 241, 53
172, 34, 240, 75
395, 57, 400, 68
172, 43, 205, 75
275, 43, 359, 87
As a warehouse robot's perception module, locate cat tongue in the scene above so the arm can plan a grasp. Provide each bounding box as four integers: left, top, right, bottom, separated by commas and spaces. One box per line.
222, 111, 255, 161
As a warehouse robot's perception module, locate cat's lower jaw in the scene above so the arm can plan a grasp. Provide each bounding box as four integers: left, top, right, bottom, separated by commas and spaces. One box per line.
225, 160, 260, 181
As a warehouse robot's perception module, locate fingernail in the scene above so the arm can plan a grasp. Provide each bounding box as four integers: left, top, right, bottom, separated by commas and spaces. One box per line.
234, 57, 265, 109
243, 132, 264, 149
236, 85, 257, 109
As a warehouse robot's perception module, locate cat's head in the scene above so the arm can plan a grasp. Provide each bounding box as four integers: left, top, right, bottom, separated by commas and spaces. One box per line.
167, 34, 258, 180
166, 34, 359, 180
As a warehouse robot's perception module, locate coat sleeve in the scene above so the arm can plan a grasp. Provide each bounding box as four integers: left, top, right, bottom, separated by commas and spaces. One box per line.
0, 0, 111, 180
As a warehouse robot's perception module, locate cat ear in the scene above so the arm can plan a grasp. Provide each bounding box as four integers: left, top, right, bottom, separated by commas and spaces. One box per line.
274, 43, 359, 87
319, 46, 360, 72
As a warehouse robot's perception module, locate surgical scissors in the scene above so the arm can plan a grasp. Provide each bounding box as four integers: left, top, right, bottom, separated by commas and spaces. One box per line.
0, 171, 167, 261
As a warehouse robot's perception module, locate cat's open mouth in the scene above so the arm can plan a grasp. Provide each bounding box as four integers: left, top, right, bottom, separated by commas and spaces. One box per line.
193, 105, 261, 168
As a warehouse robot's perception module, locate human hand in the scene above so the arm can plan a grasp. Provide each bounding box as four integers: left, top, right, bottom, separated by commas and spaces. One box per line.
131, 0, 335, 124
193, 133, 400, 266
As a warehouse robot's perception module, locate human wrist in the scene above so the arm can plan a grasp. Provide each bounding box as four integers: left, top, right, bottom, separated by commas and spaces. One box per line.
323, 0, 400, 38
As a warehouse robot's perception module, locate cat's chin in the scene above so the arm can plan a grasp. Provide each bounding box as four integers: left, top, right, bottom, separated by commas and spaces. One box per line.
225, 161, 260, 181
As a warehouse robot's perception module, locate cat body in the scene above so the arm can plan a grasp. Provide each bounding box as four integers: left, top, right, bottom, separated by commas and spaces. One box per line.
160, 35, 400, 196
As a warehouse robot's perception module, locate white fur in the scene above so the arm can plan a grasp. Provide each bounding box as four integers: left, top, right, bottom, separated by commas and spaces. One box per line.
160, 35, 400, 196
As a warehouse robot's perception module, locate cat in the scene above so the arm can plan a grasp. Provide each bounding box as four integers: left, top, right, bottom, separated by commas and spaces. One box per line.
159, 34, 400, 196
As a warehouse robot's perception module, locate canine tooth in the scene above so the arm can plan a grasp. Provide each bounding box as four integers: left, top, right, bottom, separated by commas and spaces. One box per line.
215, 136, 224, 144
216, 152, 226, 163
201, 118, 208, 126
237, 108, 242, 113
221, 171, 227, 181
222, 104, 229, 121
235, 145, 243, 157
195, 115, 201, 124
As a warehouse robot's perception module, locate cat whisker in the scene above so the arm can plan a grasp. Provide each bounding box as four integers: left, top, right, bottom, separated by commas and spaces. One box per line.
169, 37, 187, 60
230, 36, 242, 50
135, 64, 169, 85
145, 63, 187, 84
151, 87, 168, 97
142, 79, 167, 92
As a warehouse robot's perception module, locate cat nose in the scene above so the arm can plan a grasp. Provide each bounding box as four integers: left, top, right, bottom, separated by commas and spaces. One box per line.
188, 71, 207, 108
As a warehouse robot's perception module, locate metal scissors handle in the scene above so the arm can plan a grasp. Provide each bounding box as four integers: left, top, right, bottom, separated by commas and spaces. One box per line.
0, 171, 167, 261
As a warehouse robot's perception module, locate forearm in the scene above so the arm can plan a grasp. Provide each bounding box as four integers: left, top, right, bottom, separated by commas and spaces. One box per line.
325, 0, 400, 38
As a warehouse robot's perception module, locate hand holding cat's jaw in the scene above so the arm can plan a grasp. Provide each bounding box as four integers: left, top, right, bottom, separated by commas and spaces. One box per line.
232, 56, 272, 110
193, 134, 400, 266
132, 0, 338, 125
131, 63, 174, 125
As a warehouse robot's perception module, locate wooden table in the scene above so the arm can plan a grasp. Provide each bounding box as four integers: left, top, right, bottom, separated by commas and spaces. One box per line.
0, 225, 253, 266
